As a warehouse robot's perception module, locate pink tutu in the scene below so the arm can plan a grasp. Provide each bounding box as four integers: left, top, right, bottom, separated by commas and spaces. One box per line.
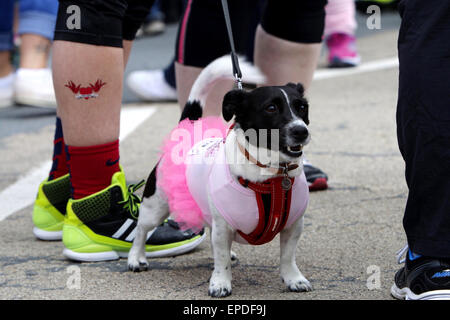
156, 117, 229, 231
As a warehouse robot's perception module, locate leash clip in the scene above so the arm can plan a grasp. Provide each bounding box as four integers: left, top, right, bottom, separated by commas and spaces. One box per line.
221, 0, 243, 91
235, 73, 243, 90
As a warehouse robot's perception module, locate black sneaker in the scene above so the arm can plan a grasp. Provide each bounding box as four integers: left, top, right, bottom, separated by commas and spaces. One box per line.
62, 170, 205, 262
391, 245, 450, 300
303, 159, 328, 191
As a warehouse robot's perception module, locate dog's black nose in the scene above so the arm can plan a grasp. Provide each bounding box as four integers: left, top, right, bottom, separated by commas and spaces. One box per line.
290, 126, 309, 142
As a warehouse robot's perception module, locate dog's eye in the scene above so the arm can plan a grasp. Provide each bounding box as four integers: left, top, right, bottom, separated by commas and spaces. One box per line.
265, 105, 277, 113
295, 103, 306, 111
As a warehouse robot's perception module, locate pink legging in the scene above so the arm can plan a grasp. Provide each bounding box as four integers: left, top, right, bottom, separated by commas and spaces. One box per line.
324, 0, 357, 37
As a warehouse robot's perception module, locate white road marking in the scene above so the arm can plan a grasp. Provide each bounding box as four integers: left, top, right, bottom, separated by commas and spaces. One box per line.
118, 104, 157, 141
0, 105, 156, 221
313, 56, 399, 81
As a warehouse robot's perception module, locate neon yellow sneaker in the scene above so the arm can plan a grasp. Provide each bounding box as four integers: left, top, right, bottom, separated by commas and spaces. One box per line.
33, 174, 71, 240
62, 170, 205, 262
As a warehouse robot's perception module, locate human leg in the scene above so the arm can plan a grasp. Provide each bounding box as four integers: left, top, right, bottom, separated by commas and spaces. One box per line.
254, 0, 326, 89
174, 0, 256, 113
324, 0, 360, 68
392, 0, 450, 300
254, 0, 329, 190
18, 0, 58, 69
0, 0, 15, 107
34, 1, 205, 258
0, 0, 14, 76
13, 0, 58, 107
32, 0, 128, 240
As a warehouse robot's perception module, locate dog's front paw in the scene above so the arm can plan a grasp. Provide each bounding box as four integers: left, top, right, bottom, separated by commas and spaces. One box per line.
208, 278, 232, 298
127, 252, 149, 272
282, 276, 312, 292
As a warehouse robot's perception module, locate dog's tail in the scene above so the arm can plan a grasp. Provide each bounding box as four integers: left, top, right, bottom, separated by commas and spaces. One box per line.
179, 55, 265, 122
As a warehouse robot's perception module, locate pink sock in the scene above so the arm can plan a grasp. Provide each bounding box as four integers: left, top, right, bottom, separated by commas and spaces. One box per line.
324, 0, 357, 37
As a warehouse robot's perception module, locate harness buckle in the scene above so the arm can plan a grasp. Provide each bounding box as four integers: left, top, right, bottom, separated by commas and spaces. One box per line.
281, 164, 292, 191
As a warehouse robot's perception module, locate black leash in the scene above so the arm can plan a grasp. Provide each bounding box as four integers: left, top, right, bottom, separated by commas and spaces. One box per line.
220, 0, 243, 90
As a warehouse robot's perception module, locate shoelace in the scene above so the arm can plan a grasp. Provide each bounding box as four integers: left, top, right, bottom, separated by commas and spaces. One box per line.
118, 180, 146, 219
396, 244, 409, 264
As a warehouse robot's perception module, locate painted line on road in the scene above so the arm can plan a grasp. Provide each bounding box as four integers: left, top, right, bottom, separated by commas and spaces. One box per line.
314, 56, 399, 81
0, 105, 156, 222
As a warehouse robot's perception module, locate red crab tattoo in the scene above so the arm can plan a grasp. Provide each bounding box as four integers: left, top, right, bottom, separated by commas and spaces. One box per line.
65, 79, 107, 100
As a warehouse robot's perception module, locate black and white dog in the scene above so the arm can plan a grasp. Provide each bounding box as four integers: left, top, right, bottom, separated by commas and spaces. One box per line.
128, 56, 312, 297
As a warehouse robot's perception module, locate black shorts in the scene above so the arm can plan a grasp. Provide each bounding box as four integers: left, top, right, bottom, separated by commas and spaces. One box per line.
175, 0, 327, 67
54, 0, 154, 48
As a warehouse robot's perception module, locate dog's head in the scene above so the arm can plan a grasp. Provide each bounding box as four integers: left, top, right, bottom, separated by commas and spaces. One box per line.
223, 82, 310, 160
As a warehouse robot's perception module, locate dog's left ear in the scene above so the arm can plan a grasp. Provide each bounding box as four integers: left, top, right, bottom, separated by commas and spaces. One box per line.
286, 82, 305, 96
287, 82, 309, 125
222, 89, 246, 122
302, 101, 310, 125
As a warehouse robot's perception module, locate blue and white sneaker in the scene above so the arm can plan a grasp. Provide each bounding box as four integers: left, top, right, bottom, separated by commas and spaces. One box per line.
391, 245, 450, 300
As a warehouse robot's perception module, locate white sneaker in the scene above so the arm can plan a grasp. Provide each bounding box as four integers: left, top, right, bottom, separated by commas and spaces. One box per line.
126, 69, 177, 102
0, 72, 15, 108
142, 20, 166, 36
14, 68, 56, 108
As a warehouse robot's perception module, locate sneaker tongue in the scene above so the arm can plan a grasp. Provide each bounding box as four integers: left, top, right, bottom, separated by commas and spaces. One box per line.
111, 170, 128, 200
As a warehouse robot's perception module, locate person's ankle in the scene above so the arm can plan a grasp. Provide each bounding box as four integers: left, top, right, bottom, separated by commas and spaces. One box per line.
0, 57, 14, 78
67, 140, 121, 200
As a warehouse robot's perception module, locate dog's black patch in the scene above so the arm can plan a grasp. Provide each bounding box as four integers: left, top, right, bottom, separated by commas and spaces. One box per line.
179, 100, 203, 122
143, 163, 158, 198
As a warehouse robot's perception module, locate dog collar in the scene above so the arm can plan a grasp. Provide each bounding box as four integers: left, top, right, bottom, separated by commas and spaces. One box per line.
236, 141, 299, 178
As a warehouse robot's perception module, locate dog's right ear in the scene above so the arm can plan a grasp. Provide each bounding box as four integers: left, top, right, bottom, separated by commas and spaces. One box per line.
222, 89, 246, 122
286, 82, 305, 96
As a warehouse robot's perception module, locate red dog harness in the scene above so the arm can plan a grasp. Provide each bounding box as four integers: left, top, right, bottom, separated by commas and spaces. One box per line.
237, 176, 295, 245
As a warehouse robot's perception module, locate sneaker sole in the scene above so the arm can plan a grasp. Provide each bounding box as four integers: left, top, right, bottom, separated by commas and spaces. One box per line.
33, 227, 63, 241
308, 178, 328, 191
0, 98, 13, 108
62, 233, 206, 262
391, 283, 450, 300
328, 56, 361, 68
32, 202, 65, 241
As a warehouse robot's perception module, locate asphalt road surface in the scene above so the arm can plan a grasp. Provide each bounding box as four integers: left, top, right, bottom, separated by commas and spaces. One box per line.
0, 11, 407, 300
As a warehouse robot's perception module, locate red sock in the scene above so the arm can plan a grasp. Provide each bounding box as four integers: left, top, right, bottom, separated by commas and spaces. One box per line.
49, 117, 69, 181
67, 140, 120, 200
